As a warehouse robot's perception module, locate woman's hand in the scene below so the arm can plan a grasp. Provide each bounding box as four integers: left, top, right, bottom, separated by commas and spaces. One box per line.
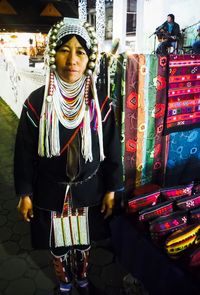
17, 196, 34, 222
101, 191, 115, 219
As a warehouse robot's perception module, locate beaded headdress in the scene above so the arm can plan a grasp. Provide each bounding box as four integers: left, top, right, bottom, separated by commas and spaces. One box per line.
45, 17, 99, 76
38, 18, 105, 163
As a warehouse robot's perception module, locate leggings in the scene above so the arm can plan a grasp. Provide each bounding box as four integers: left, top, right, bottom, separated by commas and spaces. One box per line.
52, 247, 90, 283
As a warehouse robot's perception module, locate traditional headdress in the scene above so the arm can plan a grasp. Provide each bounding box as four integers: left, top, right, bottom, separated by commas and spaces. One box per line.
38, 18, 104, 162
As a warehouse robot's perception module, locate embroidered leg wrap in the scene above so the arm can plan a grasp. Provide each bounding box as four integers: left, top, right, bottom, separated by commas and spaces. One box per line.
53, 252, 72, 283
74, 249, 90, 281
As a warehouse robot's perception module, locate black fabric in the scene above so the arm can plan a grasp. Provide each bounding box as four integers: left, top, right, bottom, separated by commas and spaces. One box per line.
66, 132, 80, 181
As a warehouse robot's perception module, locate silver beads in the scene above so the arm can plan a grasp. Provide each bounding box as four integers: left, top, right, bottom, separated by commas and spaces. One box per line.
82, 23, 99, 75
88, 61, 95, 69
49, 49, 56, 56
46, 95, 53, 103
89, 53, 96, 61
85, 69, 93, 76
50, 42, 57, 48
91, 46, 98, 53
49, 57, 55, 63
52, 28, 58, 34
50, 64, 56, 70
50, 35, 56, 41
92, 38, 98, 45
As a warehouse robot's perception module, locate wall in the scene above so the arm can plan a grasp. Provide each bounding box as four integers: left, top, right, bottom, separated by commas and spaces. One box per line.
136, 0, 200, 53
0, 52, 44, 117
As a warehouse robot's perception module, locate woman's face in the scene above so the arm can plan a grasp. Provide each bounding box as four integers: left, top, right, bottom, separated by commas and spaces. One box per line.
55, 36, 89, 83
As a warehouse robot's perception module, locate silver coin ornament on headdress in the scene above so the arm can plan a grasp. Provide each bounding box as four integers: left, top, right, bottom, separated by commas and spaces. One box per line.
45, 17, 99, 76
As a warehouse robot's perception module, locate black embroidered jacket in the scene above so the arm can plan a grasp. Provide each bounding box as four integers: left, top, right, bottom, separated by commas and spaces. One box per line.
14, 84, 123, 212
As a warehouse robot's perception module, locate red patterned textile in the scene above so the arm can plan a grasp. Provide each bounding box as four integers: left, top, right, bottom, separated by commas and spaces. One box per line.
128, 191, 160, 213
124, 55, 167, 194
124, 54, 139, 194
165, 54, 200, 134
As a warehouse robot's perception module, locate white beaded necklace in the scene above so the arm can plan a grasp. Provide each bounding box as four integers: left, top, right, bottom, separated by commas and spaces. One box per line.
53, 74, 86, 129
55, 72, 86, 98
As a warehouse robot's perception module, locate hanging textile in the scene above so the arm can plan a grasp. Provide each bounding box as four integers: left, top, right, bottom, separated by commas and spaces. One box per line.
111, 53, 127, 178
152, 56, 168, 185
124, 54, 139, 194
124, 54, 167, 194
165, 128, 200, 186
165, 54, 200, 134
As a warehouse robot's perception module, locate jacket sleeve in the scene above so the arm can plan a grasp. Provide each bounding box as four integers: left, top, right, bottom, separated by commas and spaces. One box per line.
100, 98, 124, 192
14, 96, 40, 197
172, 23, 181, 39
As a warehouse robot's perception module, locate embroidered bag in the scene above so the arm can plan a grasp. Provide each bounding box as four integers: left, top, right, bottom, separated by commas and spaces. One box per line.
161, 183, 193, 201
139, 201, 173, 222
149, 211, 188, 240
128, 191, 160, 213
165, 224, 200, 257
176, 194, 200, 211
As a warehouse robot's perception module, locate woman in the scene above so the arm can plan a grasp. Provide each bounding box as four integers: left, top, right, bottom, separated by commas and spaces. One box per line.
14, 18, 123, 295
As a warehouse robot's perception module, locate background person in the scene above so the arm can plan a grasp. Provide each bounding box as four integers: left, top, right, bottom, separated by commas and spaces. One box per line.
156, 14, 181, 55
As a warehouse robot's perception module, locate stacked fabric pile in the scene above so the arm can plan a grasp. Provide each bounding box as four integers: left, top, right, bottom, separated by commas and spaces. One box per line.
110, 53, 200, 270
128, 182, 200, 268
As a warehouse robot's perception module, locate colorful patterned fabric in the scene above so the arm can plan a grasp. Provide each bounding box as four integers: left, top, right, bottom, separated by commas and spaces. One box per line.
165, 54, 200, 134
165, 128, 200, 186
149, 211, 188, 240
139, 200, 173, 222
128, 190, 160, 213
161, 183, 193, 200
176, 194, 200, 211
124, 54, 139, 194
111, 53, 127, 179
53, 248, 90, 283
124, 54, 167, 193
165, 224, 200, 257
